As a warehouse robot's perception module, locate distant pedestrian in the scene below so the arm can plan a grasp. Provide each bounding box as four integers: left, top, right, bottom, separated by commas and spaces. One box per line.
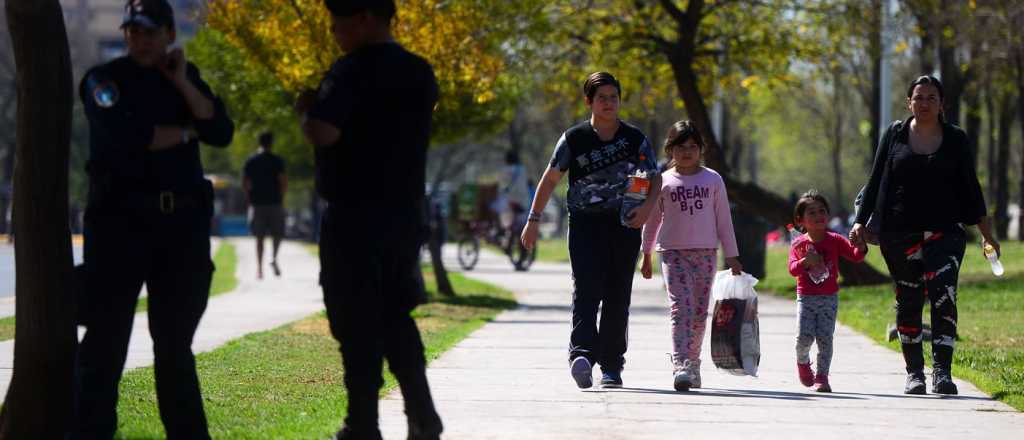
243, 131, 287, 279
639, 120, 743, 392
787, 190, 866, 392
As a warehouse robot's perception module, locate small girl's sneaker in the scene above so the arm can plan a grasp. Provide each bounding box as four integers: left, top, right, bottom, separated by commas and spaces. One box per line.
797, 362, 814, 387
813, 373, 831, 393
673, 359, 701, 391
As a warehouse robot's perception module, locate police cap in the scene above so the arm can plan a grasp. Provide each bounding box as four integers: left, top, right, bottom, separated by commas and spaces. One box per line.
323, 0, 396, 20
120, 0, 175, 30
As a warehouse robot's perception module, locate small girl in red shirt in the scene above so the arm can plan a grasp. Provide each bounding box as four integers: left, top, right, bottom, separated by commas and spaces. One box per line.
788, 190, 867, 392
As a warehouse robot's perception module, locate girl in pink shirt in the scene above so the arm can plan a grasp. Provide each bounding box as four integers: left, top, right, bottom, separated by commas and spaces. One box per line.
640, 120, 742, 392
788, 190, 867, 392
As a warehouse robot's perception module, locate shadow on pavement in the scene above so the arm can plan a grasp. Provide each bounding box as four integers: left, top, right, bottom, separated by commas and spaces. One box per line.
517, 304, 669, 315
437, 294, 517, 310
831, 391, 998, 401
593, 387, 867, 401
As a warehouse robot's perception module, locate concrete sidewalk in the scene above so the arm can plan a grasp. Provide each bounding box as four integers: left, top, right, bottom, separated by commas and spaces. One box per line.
0, 237, 323, 399
380, 249, 1023, 439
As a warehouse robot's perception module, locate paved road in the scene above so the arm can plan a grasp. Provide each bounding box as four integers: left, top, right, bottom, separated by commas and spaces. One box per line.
379, 249, 1023, 439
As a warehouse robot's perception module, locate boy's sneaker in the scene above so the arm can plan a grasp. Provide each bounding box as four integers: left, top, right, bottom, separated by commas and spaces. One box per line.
932, 368, 959, 395
570, 357, 593, 389
600, 370, 623, 388
812, 373, 831, 393
904, 370, 927, 395
797, 362, 814, 387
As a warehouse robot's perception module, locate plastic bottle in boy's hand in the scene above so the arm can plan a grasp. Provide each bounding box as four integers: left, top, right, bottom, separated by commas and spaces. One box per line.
984, 243, 1004, 277
620, 169, 650, 226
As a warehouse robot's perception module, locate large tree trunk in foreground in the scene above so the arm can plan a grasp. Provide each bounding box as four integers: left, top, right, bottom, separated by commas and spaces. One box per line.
0, 0, 76, 437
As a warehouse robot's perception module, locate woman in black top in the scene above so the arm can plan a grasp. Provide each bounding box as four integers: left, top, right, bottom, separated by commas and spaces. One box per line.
850, 75, 999, 396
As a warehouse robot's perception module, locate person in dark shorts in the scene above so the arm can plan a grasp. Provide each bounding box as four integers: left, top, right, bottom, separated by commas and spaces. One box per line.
520, 71, 661, 389
74, 0, 234, 438
243, 131, 287, 279
294, 1, 442, 438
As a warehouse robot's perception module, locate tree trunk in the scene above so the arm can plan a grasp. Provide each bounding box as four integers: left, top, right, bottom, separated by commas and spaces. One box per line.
1017, 43, 1024, 241
915, 10, 937, 74
963, 88, 982, 167
427, 233, 454, 296
664, 27, 888, 285
986, 86, 997, 204
0, 146, 12, 234
995, 98, 1014, 240
832, 68, 844, 213
426, 145, 462, 297
866, 0, 882, 159
0, 0, 76, 438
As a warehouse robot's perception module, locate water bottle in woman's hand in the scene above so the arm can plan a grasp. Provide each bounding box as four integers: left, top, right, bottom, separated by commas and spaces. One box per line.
984, 243, 1004, 277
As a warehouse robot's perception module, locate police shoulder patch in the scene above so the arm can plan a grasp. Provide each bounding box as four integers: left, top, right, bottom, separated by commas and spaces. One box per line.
85, 70, 119, 109
92, 79, 120, 109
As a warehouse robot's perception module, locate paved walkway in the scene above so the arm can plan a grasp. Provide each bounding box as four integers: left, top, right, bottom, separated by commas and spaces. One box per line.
0, 237, 323, 399
380, 249, 1023, 439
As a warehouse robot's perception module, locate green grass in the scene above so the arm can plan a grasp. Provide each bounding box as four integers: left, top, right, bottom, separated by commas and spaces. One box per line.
761, 240, 1024, 411
112, 268, 515, 438
0, 241, 238, 342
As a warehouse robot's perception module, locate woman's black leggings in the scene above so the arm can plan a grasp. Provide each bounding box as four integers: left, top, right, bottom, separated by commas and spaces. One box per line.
880, 227, 965, 373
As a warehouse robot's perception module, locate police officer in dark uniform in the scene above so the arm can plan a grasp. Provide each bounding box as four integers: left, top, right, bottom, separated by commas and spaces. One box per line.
295, 1, 441, 439
74, 1, 233, 438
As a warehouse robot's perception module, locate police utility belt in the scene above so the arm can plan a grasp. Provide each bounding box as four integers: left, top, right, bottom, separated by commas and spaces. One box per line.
91, 188, 208, 215
149, 190, 203, 214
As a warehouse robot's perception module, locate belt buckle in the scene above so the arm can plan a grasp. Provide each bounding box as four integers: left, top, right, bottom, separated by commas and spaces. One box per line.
159, 191, 174, 214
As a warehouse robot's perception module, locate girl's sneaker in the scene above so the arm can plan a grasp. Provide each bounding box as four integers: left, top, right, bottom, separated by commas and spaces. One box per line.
673, 359, 701, 391
812, 373, 831, 393
797, 362, 814, 387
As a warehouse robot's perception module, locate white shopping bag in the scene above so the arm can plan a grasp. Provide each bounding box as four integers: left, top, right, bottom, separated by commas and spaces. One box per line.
710, 270, 761, 376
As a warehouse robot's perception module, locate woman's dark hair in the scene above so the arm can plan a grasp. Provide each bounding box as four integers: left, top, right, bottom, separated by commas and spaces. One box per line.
793, 189, 831, 232
258, 131, 274, 148
583, 72, 621, 102
906, 75, 944, 100
662, 120, 705, 168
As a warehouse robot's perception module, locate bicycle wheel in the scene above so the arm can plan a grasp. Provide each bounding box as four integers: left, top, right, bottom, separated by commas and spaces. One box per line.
457, 237, 480, 270
508, 237, 537, 271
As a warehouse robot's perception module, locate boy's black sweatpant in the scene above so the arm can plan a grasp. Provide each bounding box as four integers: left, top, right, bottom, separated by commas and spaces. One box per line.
567, 212, 641, 373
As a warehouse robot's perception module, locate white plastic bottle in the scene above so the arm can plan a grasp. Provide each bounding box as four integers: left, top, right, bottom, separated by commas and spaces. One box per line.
984, 244, 1004, 277
805, 245, 830, 284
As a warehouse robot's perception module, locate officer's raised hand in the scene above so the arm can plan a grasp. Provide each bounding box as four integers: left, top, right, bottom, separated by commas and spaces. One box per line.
159, 47, 188, 85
